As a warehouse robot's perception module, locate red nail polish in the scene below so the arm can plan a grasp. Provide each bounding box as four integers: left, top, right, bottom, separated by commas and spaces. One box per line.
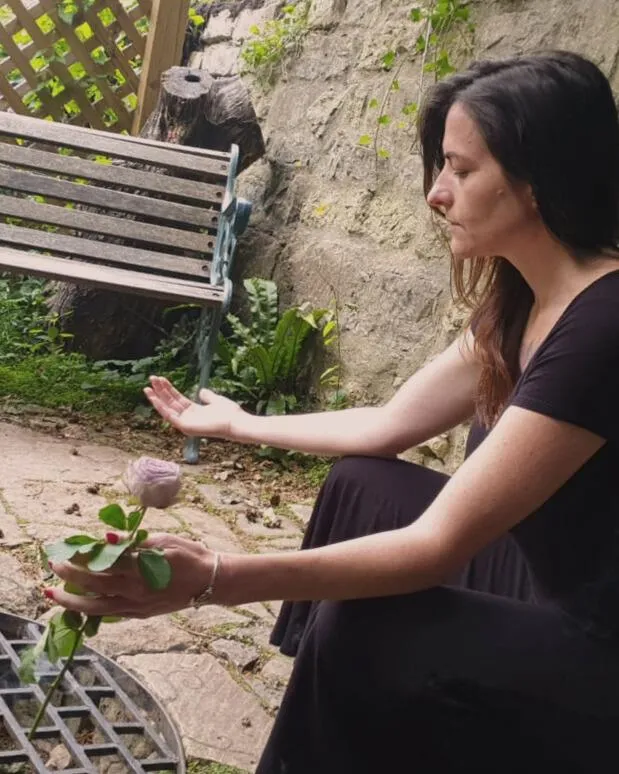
106, 532, 120, 545
43, 589, 55, 600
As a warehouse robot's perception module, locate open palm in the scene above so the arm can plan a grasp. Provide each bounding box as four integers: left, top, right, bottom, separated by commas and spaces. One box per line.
144, 376, 244, 439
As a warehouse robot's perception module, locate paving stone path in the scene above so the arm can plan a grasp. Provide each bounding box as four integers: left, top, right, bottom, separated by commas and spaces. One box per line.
0, 420, 314, 772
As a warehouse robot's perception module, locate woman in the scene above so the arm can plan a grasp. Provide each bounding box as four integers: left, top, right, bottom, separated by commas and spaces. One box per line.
50, 51, 619, 771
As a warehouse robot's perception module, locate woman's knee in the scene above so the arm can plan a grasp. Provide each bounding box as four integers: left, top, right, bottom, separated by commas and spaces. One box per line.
310, 591, 448, 668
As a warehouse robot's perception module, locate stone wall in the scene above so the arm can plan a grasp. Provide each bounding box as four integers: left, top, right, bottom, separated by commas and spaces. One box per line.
190, 0, 619, 470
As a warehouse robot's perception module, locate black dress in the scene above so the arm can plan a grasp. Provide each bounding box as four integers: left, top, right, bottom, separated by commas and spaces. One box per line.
259, 271, 619, 773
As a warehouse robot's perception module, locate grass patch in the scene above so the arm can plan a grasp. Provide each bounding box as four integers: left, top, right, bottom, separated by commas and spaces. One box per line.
0, 275, 192, 414
302, 457, 332, 488
188, 759, 248, 774
0, 353, 146, 412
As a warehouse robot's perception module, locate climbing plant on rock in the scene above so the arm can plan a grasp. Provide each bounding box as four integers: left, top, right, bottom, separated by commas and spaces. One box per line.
240, 2, 311, 86
359, 0, 475, 164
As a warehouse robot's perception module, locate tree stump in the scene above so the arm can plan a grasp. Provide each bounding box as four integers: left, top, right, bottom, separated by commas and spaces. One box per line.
49, 68, 264, 361
141, 67, 265, 171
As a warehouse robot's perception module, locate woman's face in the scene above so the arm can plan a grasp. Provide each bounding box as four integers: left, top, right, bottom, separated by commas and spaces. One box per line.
426, 102, 538, 260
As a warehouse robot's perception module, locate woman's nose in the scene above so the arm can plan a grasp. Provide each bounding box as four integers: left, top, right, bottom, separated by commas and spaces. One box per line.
427, 176, 452, 214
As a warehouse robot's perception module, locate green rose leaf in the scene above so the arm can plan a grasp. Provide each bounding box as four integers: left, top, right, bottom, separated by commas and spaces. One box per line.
138, 549, 172, 591
46, 621, 59, 664
19, 623, 50, 684
64, 581, 86, 595
50, 611, 82, 659
61, 610, 83, 631
74, 541, 102, 556
101, 616, 124, 624
65, 535, 98, 545
87, 539, 132, 572
127, 511, 142, 532
134, 528, 149, 545
19, 647, 38, 685
84, 615, 102, 637
98, 504, 127, 530
45, 540, 82, 564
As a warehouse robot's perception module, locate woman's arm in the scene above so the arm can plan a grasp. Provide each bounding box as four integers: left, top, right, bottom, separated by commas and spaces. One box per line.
216, 405, 604, 603
147, 329, 481, 458
49, 404, 604, 615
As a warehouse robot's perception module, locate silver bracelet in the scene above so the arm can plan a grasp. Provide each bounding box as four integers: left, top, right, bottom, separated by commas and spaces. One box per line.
190, 552, 221, 609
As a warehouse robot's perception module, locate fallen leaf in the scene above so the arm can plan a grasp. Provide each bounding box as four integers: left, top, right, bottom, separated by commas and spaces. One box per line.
46, 744, 72, 770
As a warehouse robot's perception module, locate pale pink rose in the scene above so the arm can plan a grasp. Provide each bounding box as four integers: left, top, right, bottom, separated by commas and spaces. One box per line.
124, 457, 181, 509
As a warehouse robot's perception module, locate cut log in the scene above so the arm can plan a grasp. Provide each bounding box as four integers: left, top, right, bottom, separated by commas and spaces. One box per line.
140, 66, 265, 171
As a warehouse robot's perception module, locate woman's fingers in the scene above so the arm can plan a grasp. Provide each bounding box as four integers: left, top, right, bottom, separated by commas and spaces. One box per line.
149, 376, 191, 410
50, 561, 133, 597
143, 392, 179, 425
47, 586, 127, 617
138, 532, 202, 555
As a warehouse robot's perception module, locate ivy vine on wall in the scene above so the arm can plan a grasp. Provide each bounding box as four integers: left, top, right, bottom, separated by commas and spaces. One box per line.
360, 0, 475, 164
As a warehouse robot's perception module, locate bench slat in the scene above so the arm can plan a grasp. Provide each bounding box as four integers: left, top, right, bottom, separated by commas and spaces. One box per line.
0, 167, 220, 230
0, 140, 226, 206
0, 247, 223, 305
0, 195, 215, 255
0, 114, 230, 181
0, 224, 209, 279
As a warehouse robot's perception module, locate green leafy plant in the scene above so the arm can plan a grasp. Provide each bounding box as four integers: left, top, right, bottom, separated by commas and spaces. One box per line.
211, 278, 338, 415
56, 0, 97, 26
20, 457, 180, 739
240, 2, 310, 85
360, 0, 475, 164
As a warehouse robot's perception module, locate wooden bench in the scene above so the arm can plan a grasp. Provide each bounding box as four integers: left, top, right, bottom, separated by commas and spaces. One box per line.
0, 111, 251, 462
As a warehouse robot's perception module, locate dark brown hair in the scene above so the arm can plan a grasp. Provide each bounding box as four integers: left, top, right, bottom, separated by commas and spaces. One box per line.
418, 51, 619, 425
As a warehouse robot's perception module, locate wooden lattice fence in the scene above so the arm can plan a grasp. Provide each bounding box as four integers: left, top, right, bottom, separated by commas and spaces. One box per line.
0, 0, 154, 132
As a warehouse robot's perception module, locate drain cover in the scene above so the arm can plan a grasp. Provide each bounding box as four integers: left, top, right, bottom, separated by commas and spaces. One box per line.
0, 611, 185, 773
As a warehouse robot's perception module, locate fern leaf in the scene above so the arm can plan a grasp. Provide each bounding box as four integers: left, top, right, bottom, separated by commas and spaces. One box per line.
244, 345, 275, 389
271, 309, 314, 388
244, 278, 279, 348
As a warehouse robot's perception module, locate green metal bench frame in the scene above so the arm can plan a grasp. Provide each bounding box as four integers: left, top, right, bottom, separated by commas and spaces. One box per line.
0, 112, 251, 463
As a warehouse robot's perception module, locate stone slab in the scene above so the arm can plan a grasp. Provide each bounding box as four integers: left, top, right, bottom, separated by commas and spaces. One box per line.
118, 652, 273, 771
0, 499, 30, 547
235, 511, 300, 539
177, 605, 249, 633
0, 422, 131, 482
2, 481, 181, 544
308, 0, 347, 30
290, 503, 313, 525
194, 44, 239, 77
232, 3, 278, 43
201, 10, 234, 43
170, 506, 241, 554
261, 656, 293, 685
0, 550, 40, 617
211, 638, 260, 671
89, 617, 195, 659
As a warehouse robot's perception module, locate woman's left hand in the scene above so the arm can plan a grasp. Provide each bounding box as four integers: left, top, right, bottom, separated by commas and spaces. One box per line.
47, 533, 220, 618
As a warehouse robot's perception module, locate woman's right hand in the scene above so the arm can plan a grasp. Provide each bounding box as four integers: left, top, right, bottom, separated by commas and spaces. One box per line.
144, 376, 245, 439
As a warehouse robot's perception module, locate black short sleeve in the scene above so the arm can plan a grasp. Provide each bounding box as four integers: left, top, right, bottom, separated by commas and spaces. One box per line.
510, 272, 619, 442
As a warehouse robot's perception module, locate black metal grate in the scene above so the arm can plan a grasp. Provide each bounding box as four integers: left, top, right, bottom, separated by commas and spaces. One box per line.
0, 612, 185, 774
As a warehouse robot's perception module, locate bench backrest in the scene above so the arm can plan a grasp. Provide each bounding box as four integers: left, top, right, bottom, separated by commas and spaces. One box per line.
0, 112, 232, 285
